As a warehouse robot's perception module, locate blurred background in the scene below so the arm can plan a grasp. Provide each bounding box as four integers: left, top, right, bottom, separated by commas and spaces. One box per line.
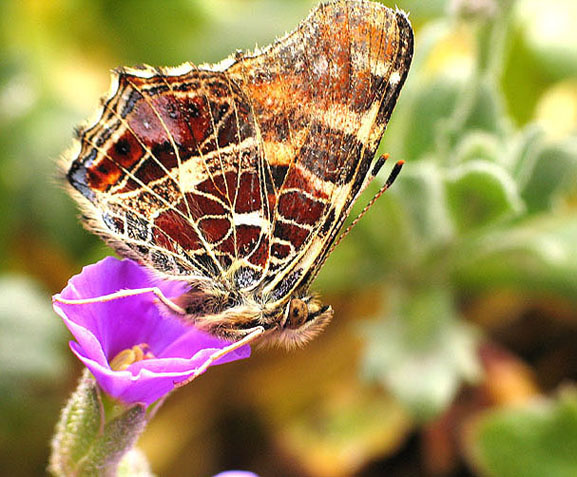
2, 0, 577, 475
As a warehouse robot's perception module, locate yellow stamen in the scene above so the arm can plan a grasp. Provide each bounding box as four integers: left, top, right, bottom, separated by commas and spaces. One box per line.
109, 343, 155, 371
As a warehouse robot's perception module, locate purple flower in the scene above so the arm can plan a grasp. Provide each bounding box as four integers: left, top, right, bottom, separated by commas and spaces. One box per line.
52, 257, 251, 405
213, 473, 259, 477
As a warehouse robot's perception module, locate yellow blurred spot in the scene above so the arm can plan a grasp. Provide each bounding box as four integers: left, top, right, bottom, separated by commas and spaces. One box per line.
535, 81, 577, 139
53, 56, 110, 112
519, 0, 577, 49
424, 26, 475, 79
23, 0, 66, 16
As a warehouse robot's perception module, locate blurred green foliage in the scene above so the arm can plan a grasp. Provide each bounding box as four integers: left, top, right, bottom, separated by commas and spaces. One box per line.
1, 0, 577, 476
469, 389, 577, 477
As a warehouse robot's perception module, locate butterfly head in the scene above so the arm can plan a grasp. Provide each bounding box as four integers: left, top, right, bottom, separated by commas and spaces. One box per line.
267, 295, 333, 349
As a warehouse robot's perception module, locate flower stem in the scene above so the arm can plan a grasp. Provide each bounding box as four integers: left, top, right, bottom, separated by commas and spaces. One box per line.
49, 370, 150, 476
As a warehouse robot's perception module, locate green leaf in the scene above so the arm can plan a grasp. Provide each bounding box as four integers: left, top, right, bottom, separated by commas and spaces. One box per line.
455, 214, 577, 298
394, 161, 455, 252
398, 76, 462, 161
461, 78, 509, 136
520, 138, 577, 213
467, 389, 577, 477
445, 160, 524, 233
440, 77, 510, 156
361, 286, 480, 421
453, 131, 502, 166
509, 125, 545, 183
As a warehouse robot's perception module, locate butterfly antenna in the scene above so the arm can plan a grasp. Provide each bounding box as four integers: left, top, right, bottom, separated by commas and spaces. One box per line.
330, 155, 404, 253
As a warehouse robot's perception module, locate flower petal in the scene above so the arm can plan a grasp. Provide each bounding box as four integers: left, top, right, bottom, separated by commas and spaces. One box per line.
212, 472, 260, 477
54, 258, 191, 357
54, 257, 251, 405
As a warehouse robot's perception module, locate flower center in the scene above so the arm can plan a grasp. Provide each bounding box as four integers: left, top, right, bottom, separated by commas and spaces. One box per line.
109, 343, 155, 371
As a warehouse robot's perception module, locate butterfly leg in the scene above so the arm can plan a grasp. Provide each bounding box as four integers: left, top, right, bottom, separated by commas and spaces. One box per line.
174, 326, 265, 388
53, 287, 187, 315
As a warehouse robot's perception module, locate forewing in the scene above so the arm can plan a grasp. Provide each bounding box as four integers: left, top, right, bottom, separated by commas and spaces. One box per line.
226, 0, 414, 300
67, 65, 271, 286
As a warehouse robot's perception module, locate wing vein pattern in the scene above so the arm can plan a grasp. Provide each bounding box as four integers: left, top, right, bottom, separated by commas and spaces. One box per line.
66, 0, 413, 307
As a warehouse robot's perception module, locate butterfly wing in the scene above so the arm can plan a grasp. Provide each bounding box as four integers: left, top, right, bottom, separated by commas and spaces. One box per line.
66, 0, 412, 306
67, 65, 272, 288
226, 0, 413, 301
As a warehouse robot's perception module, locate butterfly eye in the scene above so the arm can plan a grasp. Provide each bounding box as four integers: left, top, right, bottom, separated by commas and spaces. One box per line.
286, 298, 308, 329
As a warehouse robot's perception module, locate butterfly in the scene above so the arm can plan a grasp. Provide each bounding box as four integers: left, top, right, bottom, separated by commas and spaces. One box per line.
65, 0, 413, 349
